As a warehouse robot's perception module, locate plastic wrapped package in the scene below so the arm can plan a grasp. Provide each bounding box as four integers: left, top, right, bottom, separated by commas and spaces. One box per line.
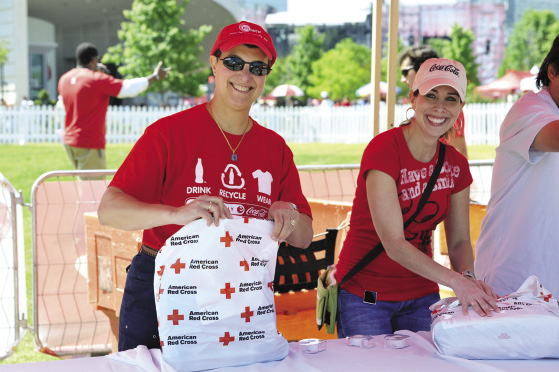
431, 275, 559, 359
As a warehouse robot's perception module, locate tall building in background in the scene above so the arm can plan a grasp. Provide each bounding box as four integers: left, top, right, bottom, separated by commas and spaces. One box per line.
505, 0, 559, 37
267, 0, 513, 84
237, 0, 287, 27
399, 1, 507, 84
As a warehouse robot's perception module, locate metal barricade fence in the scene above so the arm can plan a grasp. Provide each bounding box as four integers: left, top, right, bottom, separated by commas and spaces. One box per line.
0, 174, 27, 361
27, 161, 494, 356
31, 170, 115, 356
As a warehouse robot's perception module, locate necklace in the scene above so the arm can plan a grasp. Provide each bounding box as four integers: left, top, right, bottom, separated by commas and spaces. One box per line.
208, 102, 250, 161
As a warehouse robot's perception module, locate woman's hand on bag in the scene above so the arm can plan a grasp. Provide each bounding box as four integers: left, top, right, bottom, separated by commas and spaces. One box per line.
453, 276, 500, 317
175, 195, 232, 227
268, 201, 299, 242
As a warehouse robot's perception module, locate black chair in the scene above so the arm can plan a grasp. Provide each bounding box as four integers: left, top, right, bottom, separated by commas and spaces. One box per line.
273, 228, 338, 293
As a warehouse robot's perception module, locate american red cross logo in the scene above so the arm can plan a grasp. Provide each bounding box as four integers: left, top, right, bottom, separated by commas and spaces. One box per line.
541, 292, 553, 302
168, 309, 184, 325
159, 284, 164, 295
157, 265, 165, 277
220, 282, 236, 299
268, 281, 274, 291
243, 217, 250, 224
240, 259, 249, 271
219, 331, 235, 346
220, 231, 234, 247
170, 258, 186, 274
241, 306, 254, 323
160, 340, 164, 349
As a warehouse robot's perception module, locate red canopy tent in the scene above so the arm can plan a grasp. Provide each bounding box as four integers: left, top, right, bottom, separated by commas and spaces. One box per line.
475, 69, 536, 98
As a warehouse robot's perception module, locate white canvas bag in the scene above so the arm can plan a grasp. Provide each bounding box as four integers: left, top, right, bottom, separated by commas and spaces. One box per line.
154, 217, 288, 371
431, 275, 559, 359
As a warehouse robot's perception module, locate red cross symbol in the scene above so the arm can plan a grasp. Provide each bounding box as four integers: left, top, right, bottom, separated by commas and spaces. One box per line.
158, 284, 164, 295
241, 306, 254, 323
160, 340, 164, 349
170, 258, 186, 274
220, 283, 236, 299
240, 259, 249, 271
243, 217, 250, 224
220, 231, 234, 247
168, 309, 184, 325
268, 281, 274, 291
219, 332, 235, 346
157, 265, 165, 277
541, 292, 553, 302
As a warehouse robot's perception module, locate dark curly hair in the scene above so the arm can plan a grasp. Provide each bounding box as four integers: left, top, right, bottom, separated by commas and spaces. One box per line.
536, 34, 559, 89
398, 45, 440, 72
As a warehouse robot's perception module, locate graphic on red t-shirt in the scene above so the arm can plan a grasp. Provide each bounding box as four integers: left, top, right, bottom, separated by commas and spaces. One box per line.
336, 126, 472, 302
108, 104, 312, 250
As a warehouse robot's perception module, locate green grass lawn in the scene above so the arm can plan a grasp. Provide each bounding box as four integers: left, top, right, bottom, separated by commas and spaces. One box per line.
0, 142, 495, 365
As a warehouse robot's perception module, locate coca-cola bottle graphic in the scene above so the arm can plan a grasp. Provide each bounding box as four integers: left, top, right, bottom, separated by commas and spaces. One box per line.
195, 158, 204, 183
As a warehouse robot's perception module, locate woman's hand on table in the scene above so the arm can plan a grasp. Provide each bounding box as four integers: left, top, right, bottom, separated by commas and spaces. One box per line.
177, 195, 232, 227
453, 276, 500, 317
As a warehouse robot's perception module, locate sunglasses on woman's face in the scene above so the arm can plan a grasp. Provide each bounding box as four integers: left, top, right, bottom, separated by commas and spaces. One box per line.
218, 56, 271, 76
401, 65, 415, 77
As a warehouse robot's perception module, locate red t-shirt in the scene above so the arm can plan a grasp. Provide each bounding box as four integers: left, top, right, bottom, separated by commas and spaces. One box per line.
336, 126, 472, 301
109, 104, 312, 249
58, 68, 123, 149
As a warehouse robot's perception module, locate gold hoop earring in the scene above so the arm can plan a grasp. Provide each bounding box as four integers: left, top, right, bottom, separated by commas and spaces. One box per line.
453, 115, 464, 131
405, 107, 415, 122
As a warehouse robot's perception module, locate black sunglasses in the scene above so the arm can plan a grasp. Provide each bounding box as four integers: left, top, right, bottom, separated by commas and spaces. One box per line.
218, 56, 271, 76
401, 65, 415, 77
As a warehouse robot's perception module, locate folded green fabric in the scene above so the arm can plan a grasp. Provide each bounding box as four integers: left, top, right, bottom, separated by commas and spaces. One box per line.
316, 266, 338, 334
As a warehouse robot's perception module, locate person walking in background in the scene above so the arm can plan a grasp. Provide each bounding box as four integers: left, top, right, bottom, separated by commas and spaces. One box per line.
97, 21, 313, 351
475, 35, 559, 297
399, 45, 468, 158
58, 42, 169, 174
335, 58, 499, 338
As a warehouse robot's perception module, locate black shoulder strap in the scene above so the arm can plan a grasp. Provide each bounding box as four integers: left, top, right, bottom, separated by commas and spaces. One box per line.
339, 144, 446, 287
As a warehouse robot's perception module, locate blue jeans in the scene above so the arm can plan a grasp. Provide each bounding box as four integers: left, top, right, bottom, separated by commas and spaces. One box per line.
337, 289, 440, 338
118, 251, 160, 351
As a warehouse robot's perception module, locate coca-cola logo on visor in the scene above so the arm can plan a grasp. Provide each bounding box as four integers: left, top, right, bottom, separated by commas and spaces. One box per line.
429, 64, 460, 76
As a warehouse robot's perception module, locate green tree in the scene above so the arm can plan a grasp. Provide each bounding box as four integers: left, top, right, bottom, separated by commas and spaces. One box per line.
0, 40, 8, 65
426, 37, 449, 59
308, 38, 371, 100
499, 10, 559, 76
0, 40, 9, 102
286, 25, 324, 96
103, 0, 211, 97
262, 56, 291, 96
428, 25, 480, 87
380, 38, 407, 98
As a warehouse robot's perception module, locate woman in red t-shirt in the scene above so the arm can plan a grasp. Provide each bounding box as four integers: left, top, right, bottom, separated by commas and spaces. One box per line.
335, 58, 499, 338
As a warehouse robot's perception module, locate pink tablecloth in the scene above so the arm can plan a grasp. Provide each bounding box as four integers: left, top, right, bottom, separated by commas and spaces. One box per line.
4, 331, 559, 372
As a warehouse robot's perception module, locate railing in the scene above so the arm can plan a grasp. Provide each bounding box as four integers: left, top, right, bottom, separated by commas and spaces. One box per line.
0, 174, 27, 361
12, 160, 493, 357
1, 103, 512, 145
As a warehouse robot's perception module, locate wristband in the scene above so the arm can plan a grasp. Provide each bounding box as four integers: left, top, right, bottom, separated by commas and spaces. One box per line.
461, 270, 476, 279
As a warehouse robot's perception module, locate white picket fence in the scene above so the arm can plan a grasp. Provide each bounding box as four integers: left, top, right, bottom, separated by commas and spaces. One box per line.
0, 102, 513, 145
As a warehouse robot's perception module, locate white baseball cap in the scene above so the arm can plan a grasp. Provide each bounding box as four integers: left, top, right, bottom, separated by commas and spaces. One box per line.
411, 58, 467, 101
